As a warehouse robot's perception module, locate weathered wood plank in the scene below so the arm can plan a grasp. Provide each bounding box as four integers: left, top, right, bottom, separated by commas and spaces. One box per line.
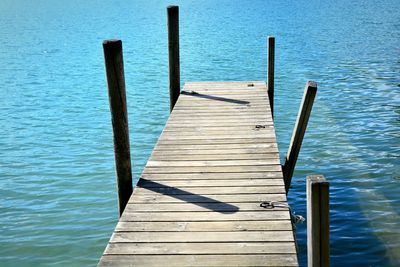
164, 119, 273, 126
158, 134, 276, 141
151, 148, 279, 155
173, 102, 267, 106
148, 153, 279, 161
163, 126, 274, 132
169, 115, 272, 120
104, 242, 297, 255
164, 123, 273, 128
129, 193, 287, 204
140, 172, 284, 180
134, 185, 285, 195
120, 211, 290, 222
153, 143, 278, 150
172, 107, 269, 112
163, 126, 274, 134
178, 91, 268, 96
169, 113, 272, 118
142, 165, 282, 174
155, 139, 276, 145
177, 99, 269, 105
99, 255, 298, 267
177, 95, 266, 100
184, 82, 266, 90
165, 121, 273, 127
138, 178, 284, 187
110, 231, 294, 243
115, 220, 293, 232
173, 105, 268, 109
183, 84, 265, 88
146, 159, 280, 167
125, 202, 287, 212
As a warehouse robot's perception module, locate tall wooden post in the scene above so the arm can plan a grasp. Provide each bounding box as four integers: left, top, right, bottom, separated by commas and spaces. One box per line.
307, 175, 330, 267
283, 81, 317, 193
167, 5, 180, 112
267, 36, 275, 118
103, 39, 133, 217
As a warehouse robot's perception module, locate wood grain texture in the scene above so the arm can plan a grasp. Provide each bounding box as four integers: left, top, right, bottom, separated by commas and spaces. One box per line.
283, 81, 317, 192
110, 231, 295, 242
103, 40, 132, 217
128, 193, 287, 204
99, 255, 298, 267
307, 175, 330, 267
268, 36, 275, 117
115, 220, 293, 232
105, 242, 297, 254
137, 178, 284, 187
140, 172, 284, 180
98, 81, 298, 266
167, 6, 180, 112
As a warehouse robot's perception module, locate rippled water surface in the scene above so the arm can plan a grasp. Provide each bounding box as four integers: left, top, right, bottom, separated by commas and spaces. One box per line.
0, 0, 399, 266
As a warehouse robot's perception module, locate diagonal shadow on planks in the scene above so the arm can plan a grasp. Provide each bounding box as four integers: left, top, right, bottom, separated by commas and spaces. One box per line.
181, 90, 250, 105
137, 179, 239, 214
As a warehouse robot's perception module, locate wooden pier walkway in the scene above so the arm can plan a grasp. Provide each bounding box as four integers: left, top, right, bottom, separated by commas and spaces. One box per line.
98, 81, 298, 266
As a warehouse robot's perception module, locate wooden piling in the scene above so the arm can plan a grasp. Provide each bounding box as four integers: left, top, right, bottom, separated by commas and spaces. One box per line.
267, 36, 275, 117
283, 81, 317, 193
103, 39, 133, 217
167, 5, 180, 112
307, 175, 330, 267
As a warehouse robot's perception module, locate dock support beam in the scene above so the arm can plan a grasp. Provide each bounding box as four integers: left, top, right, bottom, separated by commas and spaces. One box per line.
307, 175, 330, 267
283, 81, 317, 193
267, 36, 275, 118
167, 5, 180, 112
103, 39, 133, 217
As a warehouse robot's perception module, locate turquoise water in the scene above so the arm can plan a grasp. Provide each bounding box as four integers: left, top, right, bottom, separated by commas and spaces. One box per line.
0, 0, 399, 266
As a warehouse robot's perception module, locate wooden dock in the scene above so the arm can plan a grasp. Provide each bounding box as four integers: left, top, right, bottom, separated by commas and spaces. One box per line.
98, 81, 298, 266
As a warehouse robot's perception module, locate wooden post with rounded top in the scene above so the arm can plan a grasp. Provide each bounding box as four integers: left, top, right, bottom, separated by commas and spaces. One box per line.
103, 39, 133, 217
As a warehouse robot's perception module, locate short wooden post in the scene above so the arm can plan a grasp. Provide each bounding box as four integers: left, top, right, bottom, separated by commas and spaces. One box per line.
283, 81, 317, 193
267, 36, 275, 117
103, 39, 133, 217
167, 5, 180, 112
307, 175, 330, 267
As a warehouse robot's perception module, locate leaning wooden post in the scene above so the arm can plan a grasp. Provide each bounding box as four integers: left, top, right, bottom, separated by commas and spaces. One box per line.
167, 5, 180, 112
307, 175, 330, 267
103, 40, 133, 217
283, 81, 317, 193
267, 36, 275, 117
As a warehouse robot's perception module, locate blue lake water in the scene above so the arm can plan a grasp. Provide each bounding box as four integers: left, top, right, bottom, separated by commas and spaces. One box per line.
0, 0, 399, 266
